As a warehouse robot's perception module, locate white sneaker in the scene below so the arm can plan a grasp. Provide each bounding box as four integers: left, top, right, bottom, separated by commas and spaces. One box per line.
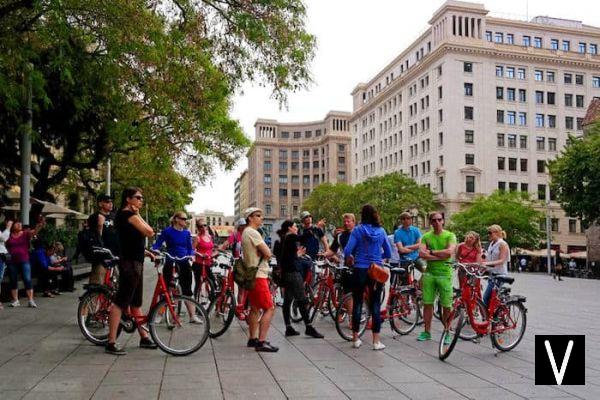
190, 315, 203, 324
28, 299, 38, 308
373, 341, 386, 351
352, 339, 362, 349
9, 300, 20, 307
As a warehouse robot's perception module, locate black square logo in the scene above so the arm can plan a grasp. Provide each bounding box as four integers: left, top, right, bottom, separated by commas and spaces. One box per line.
535, 335, 585, 385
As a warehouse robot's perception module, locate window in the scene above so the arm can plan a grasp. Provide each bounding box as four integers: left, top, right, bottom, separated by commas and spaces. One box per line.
521, 183, 529, 192
263, 174, 271, 183
302, 161, 310, 169
486, 31, 492, 42
497, 156, 505, 170
305, 131, 312, 138
293, 131, 301, 139
495, 32, 503, 43
535, 91, 544, 104
281, 131, 289, 139
265, 204, 271, 215
534, 37, 542, 48
523, 36, 531, 46
498, 181, 506, 191
497, 133, 505, 147
564, 73, 572, 84
303, 149, 310, 157
520, 135, 528, 148
279, 175, 288, 184
518, 89, 527, 102
302, 175, 310, 184
590, 44, 598, 55
508, 134, 517, 148
519, 112, 527, 126
593, 76, 600, 88
565, 94, 573, 107
548, 115, 556, 128
552, 218, 559, 232
538, 184, 546, 200
506, 34, 514, 44
264, 187, 271, 196
292, 189, 299, 197
338, 144, 345, 152
551, 39, 559, 50
280, 205, 287, 217
279, 162, 287, 171
264, 149, 271, 157
279, 188, 288, 197
536, 114, 544, 127
279, 149, 287, 159
506, 67, 515, 78
439, 132, 443, 146
497, 110, 504, 123
576, 74, 584, 85
463, 62, 472, 72
464, 106, 473, 120
466, 176, 475, 193
464, 82, 473, 96
565, 116, 574, 130
579, 42, 586, 53
569, 219, 577, 233
496, 66, 504, 77
315, 129, 322, 136
509, 182, 518, 192
520, 158, 528, 171
507, 111, 516, 125
303, 189, 310, 197
312, 160, 319, 168
291, 175, 299, 184
496, 86, 504, 100
313, 175, 319, 184
518, 68, 526, 80
263, 161, 272, 170
576, 95, 584, 108
534, 70, 543, 81
549, 137, 557, 151
547, 71, 555, 82
291, 162, 299, 170
537, 160, 546, 173
562, 40, 570, 52
577, 117, 584, 130
465, 130, 474, 144
547, 92, 555, 105
507, 88, 516, 101
438, 85, 443, 99
536, 137, 545, 151
465, 154, 475, 165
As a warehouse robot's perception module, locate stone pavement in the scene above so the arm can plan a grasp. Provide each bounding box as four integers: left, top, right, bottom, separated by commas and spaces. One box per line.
1, 269, 599, 400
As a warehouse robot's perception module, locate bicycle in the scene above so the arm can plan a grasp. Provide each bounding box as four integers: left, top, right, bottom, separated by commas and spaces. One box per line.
193, 252, 216, 309
307, 258, 347, 322
77, 251, 210, 356
439, 262, 527, 360
207, 250, 237, 338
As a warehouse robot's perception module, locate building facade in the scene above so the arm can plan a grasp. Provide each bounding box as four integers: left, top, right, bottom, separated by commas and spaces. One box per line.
350, 0, 599, 252
247, 111, 352, 234
234, 169, 249, 220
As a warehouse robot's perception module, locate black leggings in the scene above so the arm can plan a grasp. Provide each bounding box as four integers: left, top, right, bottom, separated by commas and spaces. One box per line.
163, 259, 193, 296
282, 271, 311, 327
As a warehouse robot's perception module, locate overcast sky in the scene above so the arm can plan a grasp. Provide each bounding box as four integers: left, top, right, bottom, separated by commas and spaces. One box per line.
187, 0, 600, 216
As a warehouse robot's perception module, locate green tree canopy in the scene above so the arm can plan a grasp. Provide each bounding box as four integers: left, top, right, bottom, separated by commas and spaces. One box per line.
302, 173, 435, 232
447, 191, 544, 250
548, 123, 600, 226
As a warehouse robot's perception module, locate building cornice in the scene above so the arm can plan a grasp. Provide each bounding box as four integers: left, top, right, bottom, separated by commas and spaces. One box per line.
251, 133, 352, 150
487, 17, 600, 38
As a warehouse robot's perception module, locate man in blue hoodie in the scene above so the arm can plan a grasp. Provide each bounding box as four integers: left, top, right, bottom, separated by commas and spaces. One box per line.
343, 204, 391, 350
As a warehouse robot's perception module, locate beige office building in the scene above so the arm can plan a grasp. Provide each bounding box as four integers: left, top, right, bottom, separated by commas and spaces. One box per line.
247, 111, 352, 234
234, 169, 249, 220
350, 0, 599, 252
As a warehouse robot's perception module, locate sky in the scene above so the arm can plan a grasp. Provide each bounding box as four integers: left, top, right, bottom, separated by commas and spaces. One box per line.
187, 0, 600, 216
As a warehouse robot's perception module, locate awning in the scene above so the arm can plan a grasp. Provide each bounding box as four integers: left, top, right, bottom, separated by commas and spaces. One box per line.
45, 212, 88, 220
563, 251, 587, 259
514, 248, 556, 257
1, 197, 87, 217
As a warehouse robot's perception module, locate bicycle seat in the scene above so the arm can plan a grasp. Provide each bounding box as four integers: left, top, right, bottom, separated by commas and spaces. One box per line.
494, 275, 515, 285
390, 267, 406, 274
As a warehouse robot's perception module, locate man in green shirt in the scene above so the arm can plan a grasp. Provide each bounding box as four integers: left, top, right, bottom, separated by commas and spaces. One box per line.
417, 211, 456, 342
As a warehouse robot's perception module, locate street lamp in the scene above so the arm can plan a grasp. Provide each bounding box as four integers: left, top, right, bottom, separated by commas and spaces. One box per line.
546, 184, 552, 274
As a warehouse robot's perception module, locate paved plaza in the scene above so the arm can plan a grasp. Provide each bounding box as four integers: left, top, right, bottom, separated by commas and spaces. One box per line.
1, 270, 599, 400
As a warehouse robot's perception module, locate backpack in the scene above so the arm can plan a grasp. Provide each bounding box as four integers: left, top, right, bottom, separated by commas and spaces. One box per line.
233, 256, 262, 290
77, 225, 102, 263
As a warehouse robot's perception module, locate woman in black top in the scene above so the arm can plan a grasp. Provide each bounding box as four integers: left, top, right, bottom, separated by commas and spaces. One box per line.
278, 220, 323, 339
105, 187, 157, 355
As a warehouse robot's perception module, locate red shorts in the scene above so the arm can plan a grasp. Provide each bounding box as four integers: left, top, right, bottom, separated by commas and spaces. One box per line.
248, 278, 273, 311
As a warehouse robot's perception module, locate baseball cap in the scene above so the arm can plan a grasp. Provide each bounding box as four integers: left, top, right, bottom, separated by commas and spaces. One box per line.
300, 211, 312, 220
243, 207, 263, 219
97, 194, 113, 202
235, 218, 247, 227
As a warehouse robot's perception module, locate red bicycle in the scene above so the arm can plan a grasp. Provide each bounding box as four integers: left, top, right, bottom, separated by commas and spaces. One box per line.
77, 251, 210, 356
439, 262, 527, 360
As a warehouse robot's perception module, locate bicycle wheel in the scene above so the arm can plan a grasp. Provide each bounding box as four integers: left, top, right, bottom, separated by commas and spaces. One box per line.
149, 295, 210, 356
490, 300, 527, 352
208, 290, 236, 338
439, 306, 464, 361
308, 284, 328, 323
459, 299, 487, 341
290, 284, 313, 323
433, 296, 442, 321
390, 290, 419, 335
327, 285, 344, 321
335, 293, 368, 341
77, 288, 112, 345
194, 278, 215, 309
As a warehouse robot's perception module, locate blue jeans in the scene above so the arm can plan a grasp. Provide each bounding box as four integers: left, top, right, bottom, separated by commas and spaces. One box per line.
0, 256, 6, 283
8, 261, 33, 290
352, 268, 383, 334
483, 277, 499, 306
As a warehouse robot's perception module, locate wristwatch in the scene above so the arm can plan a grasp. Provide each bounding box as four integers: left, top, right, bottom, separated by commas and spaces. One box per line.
429, 249, 434, 256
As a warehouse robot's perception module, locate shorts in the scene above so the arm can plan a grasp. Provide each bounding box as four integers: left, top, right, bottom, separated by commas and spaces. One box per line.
114, 259, 144, 310
422, 272, 453, 308
248, 277, 273, 311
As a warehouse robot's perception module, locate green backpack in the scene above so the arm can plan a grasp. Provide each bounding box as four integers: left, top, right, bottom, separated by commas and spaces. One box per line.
233, 256, 262, 290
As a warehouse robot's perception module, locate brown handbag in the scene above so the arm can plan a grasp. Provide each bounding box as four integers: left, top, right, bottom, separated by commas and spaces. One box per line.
368, 262, 389, 284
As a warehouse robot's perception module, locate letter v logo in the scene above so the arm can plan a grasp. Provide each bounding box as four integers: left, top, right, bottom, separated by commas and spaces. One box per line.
544, 340, 574, 386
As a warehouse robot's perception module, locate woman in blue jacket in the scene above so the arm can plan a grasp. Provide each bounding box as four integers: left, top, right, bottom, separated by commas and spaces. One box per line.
344, 204, 391, 350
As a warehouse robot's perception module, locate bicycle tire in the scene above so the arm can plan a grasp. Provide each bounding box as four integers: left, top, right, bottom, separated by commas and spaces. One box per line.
208, 290, 236, 338
335, 293, 368, 341
389, 290, 419, 335
194, 278, 215, 310
327, 286, 344, 322
149, 295, 210, 356
77, 287, 112, 345
290, 283, 313, 323
439, 306, 464, 361
490, 300, 527, 352
459, 299, 487, 341
308, 283, 328, 323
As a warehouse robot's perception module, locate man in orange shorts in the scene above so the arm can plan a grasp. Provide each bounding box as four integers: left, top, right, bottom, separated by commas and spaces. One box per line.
241, 207, 278, 352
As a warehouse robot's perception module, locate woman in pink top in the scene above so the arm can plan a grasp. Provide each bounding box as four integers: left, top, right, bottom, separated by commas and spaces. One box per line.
455, 231, 482, 294
192, 218, 218, 302
5, 219, 44, 308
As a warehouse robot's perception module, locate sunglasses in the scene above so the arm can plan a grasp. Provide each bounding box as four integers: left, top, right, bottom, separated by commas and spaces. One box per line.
177, 217, 188, 221
487, 231, 494, 234
198, 224, 207, 227
132, 195, 144, 201
430, 218, 443, 222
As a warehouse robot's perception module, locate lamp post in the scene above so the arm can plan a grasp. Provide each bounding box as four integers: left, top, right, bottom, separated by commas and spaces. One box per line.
20, 63, 33, 225
546, 184, 552, 274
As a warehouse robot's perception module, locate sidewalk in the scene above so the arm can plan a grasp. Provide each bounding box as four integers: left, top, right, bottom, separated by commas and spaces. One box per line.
1, 268, 599, 399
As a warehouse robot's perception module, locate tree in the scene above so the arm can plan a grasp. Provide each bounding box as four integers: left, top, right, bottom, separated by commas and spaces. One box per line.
548, 124, 600, 226
302, 173, 435, 232
447, 191, 544, 250
0, 0, 315, 208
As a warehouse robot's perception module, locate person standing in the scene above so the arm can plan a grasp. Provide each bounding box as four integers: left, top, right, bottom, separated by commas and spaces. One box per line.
394, 212, 423, 267
455, 231, 482, 264
5, 217, 45, 308
193, 217, 217, 301
325, 213, 356, 262
0, 219, 13, 310
554, 248, 564, 281
88, 194, 119, 284
242, 207, 278, 352
298, 211, 329, 261
519, 257, 527, 273
219, 218, 246, 258
343, 204, 392, 350
105, 187, 157, 355
482, 224, 510, 305
417, 212, 457, 342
